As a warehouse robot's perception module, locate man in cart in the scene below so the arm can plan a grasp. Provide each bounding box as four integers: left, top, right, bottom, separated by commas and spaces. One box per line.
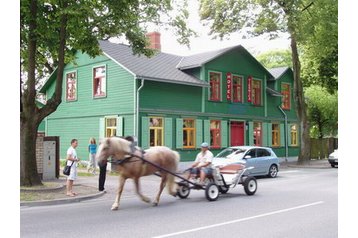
186, 142, 214, 185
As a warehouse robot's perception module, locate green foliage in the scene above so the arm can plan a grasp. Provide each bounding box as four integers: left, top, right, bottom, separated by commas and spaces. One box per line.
21, 0, 196, 82
300, 0, 338, 93
256, 49, 292, 69
305, 85, 338, 138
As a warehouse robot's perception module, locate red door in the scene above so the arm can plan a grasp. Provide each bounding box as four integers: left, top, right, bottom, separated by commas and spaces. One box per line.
230, 121, 244, 146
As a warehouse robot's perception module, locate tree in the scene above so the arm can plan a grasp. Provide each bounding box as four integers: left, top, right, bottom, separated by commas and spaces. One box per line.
20, 0, 195, 186
256, 49, 292, 69
305, 85, 338, 139
199, 0, 337, 163
300, 0, 338, 93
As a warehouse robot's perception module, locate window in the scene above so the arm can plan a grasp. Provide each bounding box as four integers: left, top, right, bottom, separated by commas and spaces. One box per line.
66, 72, 77, 101
210, 120, 221, 148
281, 83, 290, 109
183, 119, 195, 148
257, 148, 271, 157
150, 117, 163, 146
252, 79, 261, 106
209, 72, 221, 101
105, 118, 117, 137
290, 124, 298, 146
272, 124, 280, 147
253, 122, 262, 146
246, 149, 256, 158
93, 66, 106, 97
233, 75, 243, 102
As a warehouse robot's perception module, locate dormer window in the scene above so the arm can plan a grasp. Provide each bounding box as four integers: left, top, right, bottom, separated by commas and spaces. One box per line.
209, 72, 221, 101
281, 83, 291, 109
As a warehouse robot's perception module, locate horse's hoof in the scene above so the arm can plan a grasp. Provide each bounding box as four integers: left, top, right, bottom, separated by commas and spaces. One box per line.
152, 202, 158, 207
111, 205, 119, 210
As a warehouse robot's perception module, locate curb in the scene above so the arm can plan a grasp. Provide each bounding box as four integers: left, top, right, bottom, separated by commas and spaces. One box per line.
20, 191, 106, 207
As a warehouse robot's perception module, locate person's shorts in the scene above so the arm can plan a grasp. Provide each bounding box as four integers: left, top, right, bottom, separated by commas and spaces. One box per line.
189, 167, 213, 176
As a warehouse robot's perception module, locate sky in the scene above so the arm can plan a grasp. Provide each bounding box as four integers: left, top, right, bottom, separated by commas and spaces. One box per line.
110, 0, 291, 57
151, 1, 290, 56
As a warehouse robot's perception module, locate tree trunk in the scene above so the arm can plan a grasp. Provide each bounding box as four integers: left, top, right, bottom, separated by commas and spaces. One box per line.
20, 0, 42, 186
20, 116, 42, 186
290, 37, 311, 164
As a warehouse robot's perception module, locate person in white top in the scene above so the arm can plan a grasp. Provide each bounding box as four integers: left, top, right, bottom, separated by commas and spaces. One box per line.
186, 142, 214, 185
66, 139, 80, 197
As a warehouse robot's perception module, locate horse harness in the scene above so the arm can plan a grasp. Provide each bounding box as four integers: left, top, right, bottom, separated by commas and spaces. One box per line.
109, 143, 147, 167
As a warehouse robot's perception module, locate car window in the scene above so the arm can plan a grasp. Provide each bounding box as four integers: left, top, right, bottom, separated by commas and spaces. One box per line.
216, 148, 246, 158
246, 149, 256, 158
227, 149, 246, 159
257, 148, 271, 157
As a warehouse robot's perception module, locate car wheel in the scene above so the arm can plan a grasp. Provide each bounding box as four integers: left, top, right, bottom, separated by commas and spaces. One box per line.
268, 164, 278, 178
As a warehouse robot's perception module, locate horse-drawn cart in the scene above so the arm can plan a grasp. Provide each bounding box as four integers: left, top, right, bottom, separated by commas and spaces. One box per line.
97, 137, 257, 210
176, 164, 257, 201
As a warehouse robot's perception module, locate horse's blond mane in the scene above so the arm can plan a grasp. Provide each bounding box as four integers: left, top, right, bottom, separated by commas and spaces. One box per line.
109, 137, 131, 154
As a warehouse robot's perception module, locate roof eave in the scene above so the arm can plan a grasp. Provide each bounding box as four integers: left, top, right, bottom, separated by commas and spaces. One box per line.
136, 75, 209, 88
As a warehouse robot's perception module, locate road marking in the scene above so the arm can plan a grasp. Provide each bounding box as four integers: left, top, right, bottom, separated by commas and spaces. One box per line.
152, 201, 324, 238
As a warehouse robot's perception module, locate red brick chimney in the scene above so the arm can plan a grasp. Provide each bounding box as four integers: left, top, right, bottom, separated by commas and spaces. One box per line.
146, 32, 161, 51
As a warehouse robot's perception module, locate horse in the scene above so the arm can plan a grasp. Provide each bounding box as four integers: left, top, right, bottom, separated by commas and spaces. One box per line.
96, 136, 180, 210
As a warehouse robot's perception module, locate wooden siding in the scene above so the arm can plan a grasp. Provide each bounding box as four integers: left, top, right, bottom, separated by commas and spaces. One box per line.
203, 48, 269, 117
139, 81, 202, 112
44, 51, 136, 158
47, 51, 135, 119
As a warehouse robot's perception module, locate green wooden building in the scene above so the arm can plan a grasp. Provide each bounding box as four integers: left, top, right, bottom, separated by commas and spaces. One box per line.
40, 38, 300, 161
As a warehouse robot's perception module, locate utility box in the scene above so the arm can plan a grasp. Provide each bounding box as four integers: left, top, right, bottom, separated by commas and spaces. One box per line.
42, 136, 60, 180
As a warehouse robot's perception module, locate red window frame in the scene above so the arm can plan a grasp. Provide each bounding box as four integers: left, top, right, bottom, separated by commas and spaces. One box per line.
66, 72, 77, 101
252, 79, 261, 106
210, 120, 221, 148
281, 83, 291, 109
93, 66, 106, 98
209, 72, 221, 101
233, 75, 243, 102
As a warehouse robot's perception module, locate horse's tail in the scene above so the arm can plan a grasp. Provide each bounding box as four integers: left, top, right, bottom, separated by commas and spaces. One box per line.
167, 149, 180, 196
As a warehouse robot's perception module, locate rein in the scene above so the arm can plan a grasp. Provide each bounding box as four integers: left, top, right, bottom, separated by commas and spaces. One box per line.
108, 148, 145, 166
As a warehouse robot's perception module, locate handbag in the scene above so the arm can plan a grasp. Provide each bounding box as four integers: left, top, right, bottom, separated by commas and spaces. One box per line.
63, 161, 74, 176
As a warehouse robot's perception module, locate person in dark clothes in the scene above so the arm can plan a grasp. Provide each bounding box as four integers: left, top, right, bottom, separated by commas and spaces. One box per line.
98, 160, 107, 192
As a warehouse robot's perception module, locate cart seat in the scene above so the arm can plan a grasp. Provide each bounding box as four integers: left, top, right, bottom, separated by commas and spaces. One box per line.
219, 164, 245, 174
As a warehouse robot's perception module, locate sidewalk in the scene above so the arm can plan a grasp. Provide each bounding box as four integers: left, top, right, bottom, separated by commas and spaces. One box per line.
20, 158, 332, 207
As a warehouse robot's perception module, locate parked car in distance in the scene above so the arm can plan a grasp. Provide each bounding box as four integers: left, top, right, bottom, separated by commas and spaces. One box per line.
328, 149, 338, 168
212, 146, 280, 178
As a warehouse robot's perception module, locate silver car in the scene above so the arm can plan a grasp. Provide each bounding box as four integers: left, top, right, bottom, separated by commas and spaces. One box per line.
213, 146, 280, 178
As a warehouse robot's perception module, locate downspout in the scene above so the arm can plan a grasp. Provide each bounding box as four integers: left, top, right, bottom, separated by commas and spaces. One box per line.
278, 106, 288, 162
135, 79, 145, 137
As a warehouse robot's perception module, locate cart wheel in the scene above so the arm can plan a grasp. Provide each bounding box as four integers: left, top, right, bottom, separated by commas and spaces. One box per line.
243, 176, 257, 196
177, 183, 190, 199
205, 182, 220, 201
219, 185, 229, 194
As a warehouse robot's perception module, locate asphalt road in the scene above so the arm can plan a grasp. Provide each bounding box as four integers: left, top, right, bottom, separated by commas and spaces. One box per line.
21, 167, 338, 238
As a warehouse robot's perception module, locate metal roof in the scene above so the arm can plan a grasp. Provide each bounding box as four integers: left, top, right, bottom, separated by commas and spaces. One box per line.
268, 67, 292, 79
99, 40, 208, 87
176, 45, 238, 70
